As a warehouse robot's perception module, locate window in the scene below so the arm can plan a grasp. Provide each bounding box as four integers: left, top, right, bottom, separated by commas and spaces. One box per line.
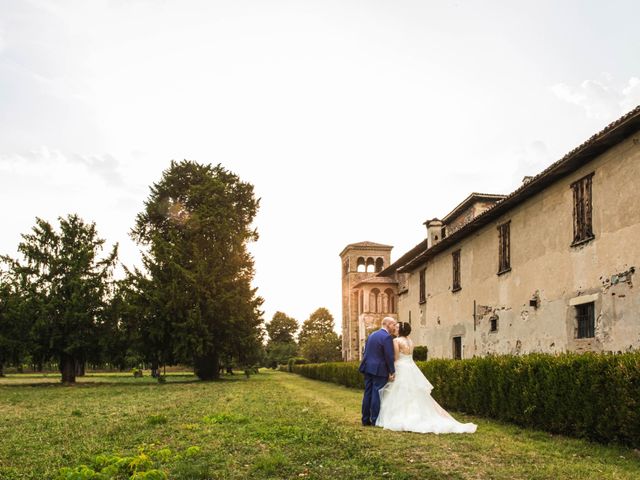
384, 288, 395, 313
419, 268, 426, 304
490, 315, 498, 332
571, 173, 595, 245
576, 302, 595, 338
452, 250, 461, 292
498, 221, 511, 274
366, 257, 375, 272
369, 289, 380, 313
453, 336, 462, 360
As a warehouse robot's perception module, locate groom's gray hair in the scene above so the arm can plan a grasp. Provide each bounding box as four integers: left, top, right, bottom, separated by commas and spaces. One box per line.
382, 317, 397, 328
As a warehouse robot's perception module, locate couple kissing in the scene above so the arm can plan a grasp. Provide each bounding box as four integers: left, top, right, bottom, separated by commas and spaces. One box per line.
359, 317, 477, 434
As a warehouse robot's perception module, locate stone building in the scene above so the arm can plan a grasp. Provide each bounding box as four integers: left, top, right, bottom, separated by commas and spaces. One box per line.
341, 105, 640, 360
339, 242, 398, 361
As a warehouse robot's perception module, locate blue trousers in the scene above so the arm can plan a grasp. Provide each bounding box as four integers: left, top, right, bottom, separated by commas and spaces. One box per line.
361, 373, 388, 426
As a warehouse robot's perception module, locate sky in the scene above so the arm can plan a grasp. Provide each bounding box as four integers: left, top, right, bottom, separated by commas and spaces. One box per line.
1, 0, 639, 333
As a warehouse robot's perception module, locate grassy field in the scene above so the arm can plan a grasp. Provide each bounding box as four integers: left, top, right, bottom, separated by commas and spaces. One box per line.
1, 370, 639, 479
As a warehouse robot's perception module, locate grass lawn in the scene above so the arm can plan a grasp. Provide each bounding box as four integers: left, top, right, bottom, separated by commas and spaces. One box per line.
0, 370, 639, 479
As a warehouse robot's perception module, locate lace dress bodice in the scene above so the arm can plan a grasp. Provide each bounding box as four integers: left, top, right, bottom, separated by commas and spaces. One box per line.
395, 336, 413, 356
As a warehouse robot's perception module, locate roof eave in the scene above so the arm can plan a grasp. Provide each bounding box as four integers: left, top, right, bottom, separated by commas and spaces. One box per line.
396, 106, 640, 273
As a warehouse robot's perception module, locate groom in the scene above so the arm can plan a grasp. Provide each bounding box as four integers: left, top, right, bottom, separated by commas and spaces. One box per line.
359, 316, 397, 427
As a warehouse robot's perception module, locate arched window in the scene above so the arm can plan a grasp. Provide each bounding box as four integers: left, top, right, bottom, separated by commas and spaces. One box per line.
381, 292, 389, 312
375, 258, 384, 272
366, 257, 375, 273
385, 288, 395, 313
357, 257, 366, 272
369, 288, 380, 313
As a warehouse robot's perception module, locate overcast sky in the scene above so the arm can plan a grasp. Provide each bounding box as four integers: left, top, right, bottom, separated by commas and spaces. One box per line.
1, 0, 639, 332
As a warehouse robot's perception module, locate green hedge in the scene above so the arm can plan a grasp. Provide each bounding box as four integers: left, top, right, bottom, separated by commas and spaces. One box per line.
290, 352, 640, 447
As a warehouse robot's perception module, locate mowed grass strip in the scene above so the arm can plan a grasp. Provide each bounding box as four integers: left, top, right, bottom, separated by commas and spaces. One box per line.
0, 371, 406, 479
0, 370, 638, 479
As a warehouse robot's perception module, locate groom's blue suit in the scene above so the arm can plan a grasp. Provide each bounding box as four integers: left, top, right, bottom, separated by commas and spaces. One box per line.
359, 328, 395, 426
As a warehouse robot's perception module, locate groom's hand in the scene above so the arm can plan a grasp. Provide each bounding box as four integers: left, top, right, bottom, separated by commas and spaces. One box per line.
388, 373, 395, 382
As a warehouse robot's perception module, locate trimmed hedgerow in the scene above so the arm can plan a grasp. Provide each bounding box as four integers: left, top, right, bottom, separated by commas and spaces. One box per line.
287, 357, 309, 372
290, 352, 640, 447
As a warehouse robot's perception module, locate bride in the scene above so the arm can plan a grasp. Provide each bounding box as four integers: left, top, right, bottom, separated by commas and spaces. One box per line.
376, 322, 477, 434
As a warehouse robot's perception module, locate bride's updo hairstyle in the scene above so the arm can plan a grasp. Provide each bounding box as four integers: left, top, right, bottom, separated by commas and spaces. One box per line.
398, 322, 411, 337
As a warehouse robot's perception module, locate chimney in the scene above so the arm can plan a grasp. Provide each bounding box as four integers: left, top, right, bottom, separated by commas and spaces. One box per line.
522, 175, 534, 184
424, 218, 443, 249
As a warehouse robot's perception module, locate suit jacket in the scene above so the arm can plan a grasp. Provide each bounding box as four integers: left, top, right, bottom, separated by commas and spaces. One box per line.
359, 328, 395, 377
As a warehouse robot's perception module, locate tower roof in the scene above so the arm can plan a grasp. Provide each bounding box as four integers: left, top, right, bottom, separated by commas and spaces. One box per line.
339, 241, 393, 257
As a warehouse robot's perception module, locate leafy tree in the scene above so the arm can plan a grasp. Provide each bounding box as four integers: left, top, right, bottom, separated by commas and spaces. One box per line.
266, 311, 298, 343
265, 311, 298, 367
131, 160, 263, 379
298, 308, 341, 363
3, 215, 118, 383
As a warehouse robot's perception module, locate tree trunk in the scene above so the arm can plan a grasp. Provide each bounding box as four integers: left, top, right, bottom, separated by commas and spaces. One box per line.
75, 360, 86, 377
150, 360, 159, 378
60, 353, 76, 384
194, 349, 219, 380
0, 362, 4, 377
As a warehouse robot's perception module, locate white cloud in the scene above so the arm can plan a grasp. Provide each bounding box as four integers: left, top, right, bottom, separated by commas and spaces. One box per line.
0, 148, 126, 188
621, 77, 640, 112
551, 75, 640, 120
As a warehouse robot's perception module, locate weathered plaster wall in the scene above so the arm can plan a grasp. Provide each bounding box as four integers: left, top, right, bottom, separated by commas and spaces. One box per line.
399, 133, 640, 358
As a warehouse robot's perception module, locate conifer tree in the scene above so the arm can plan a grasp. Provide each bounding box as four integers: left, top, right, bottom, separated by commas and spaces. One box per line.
131, 161, 263, 379
4, 215, 117, 383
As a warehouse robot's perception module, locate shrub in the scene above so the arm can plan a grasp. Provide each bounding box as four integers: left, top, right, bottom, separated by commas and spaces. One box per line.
287, 357, 308, 372
413, 346, 428, 361
290, 352, 640, 447
56, 445, 203, 480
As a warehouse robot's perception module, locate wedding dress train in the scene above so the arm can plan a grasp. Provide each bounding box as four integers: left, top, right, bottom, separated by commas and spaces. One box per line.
376, 353, 477, 434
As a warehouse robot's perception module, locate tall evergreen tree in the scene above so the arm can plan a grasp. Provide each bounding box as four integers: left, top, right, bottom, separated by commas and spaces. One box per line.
3, 215, 118, 383
0, 270, 25, 376
298, 307, 341, 363
131, 160, 263, 380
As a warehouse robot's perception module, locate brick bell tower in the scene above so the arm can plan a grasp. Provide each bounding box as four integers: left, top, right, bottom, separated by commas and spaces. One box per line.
339, 241, 396, 361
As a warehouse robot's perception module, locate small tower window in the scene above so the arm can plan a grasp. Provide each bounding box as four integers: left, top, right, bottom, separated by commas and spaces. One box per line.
366, 257, 375, 273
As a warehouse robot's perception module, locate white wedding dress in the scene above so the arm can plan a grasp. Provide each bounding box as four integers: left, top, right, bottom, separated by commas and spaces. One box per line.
376, 339, 477, 434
